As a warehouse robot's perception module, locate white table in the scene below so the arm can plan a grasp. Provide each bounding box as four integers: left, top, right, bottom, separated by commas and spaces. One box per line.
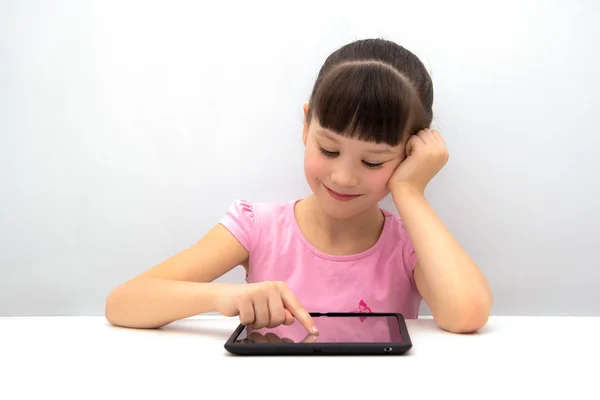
0, 316, 598, 399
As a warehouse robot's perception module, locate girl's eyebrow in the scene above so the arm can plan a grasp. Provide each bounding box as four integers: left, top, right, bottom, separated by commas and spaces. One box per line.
366, 148, 396, 155
316, 129, 339, 142
316, 129, 396, 155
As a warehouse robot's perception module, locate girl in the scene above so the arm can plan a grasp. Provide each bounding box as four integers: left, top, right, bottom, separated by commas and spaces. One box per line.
105, 38, 493, 334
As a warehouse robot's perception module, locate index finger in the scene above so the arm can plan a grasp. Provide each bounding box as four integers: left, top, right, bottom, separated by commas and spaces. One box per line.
302, 333, 319, 343
280, 289, 318, 334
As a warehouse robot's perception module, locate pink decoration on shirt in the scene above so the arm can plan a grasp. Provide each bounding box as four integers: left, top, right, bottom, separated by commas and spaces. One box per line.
354, 299, 372, 322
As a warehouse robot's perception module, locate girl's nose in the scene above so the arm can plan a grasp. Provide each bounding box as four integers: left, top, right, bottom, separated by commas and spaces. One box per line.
330, 169, 359, 189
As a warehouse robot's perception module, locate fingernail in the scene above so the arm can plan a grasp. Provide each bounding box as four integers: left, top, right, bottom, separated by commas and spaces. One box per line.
312, 326, 319, 334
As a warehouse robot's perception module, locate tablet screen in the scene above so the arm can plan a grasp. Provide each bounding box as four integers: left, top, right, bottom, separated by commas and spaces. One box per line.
233, 315, 403, 344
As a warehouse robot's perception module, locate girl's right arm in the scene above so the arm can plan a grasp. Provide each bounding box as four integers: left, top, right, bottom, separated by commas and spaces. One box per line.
104, 224, 316, 333
105, 224, 247, 329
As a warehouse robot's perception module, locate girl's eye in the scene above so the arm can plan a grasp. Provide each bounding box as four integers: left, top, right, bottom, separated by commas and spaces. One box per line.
319, 147, 384, 168
362, 161, 384, 169
319, 147, 339, 157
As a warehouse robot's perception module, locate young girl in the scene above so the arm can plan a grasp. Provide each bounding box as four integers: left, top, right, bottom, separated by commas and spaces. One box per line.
105, 38, 493, 335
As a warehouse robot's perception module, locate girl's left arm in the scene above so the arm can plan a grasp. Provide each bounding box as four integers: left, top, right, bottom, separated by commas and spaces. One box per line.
388, 129, 493, 333
392, 185, 493, 333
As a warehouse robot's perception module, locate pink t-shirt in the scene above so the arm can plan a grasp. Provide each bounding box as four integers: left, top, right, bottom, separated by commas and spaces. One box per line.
219, 199, 422, 319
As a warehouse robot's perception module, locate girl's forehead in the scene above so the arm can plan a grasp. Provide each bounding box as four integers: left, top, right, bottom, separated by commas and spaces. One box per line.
314, 127, 404, 153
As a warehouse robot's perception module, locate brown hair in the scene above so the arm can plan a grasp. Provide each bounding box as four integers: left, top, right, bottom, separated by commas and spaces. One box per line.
306, 38, 433, 146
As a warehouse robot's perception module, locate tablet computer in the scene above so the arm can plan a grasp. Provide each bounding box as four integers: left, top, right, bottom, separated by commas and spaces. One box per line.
224, 312, 412, 355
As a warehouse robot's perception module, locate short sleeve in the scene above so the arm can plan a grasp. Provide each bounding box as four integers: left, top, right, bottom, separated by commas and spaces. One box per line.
402, 235, 419, 283
219, 199, 257, 253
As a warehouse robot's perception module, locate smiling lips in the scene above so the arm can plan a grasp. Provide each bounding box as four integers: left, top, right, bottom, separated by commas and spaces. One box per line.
324, 185, 362, 202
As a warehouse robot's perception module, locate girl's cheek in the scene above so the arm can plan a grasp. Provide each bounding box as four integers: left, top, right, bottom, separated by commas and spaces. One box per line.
304, 150, 327, 177
368, 167, 395, 190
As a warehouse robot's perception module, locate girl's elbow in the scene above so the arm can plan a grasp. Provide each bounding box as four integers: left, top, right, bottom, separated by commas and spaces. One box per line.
437, 296, 493, 334
104, 287, 121, 326
444, 311, 489, 334
104, 284, 132, 327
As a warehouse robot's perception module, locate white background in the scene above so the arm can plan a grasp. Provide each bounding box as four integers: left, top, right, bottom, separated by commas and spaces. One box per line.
1, 0, 599, 316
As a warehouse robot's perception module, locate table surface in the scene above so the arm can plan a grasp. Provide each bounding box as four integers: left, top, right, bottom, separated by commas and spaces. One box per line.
1, 315, 598, 399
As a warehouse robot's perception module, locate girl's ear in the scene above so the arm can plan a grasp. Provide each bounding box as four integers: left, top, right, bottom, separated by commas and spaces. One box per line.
302, 103, 309, 145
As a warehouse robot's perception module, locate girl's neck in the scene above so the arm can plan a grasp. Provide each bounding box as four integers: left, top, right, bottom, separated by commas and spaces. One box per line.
294, 195, 385, 256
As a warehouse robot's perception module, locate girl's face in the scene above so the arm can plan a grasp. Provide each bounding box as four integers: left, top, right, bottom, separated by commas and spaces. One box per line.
302, 111, 406, 220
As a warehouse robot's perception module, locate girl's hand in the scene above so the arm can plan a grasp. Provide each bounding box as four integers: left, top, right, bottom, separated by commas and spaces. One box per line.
216, 282, 318, 334
388, 129, 449, 194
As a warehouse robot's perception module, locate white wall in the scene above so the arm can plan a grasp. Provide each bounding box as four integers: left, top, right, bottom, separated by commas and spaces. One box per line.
1, 0, 599, 317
